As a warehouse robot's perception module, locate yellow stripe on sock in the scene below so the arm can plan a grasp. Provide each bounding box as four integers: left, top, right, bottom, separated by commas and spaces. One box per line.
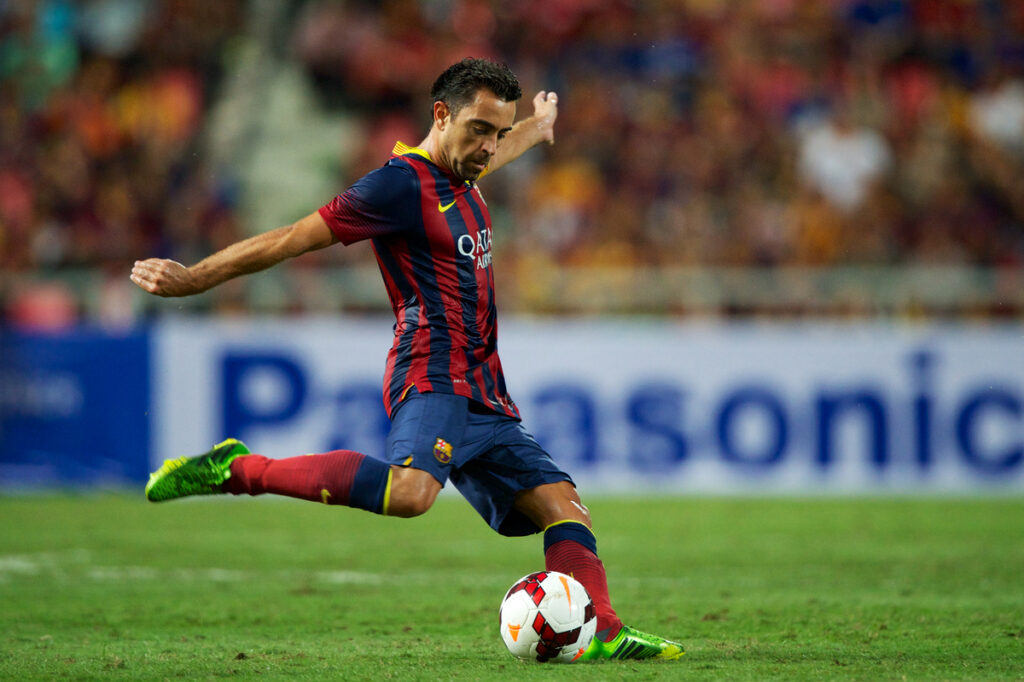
381, 467, 394, 516
542, 519, 595, 538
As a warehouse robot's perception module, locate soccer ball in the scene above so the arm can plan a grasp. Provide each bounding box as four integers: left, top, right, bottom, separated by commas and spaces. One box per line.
498, 571, 597, 663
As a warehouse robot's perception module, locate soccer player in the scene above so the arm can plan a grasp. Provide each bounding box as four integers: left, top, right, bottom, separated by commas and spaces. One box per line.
131, 58, 683, 662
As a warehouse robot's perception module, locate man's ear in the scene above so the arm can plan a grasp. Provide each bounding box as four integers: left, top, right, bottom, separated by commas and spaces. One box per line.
433, 100, 451, 130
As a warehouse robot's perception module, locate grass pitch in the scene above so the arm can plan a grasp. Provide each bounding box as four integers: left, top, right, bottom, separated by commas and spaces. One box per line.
0, 494, 1021, 680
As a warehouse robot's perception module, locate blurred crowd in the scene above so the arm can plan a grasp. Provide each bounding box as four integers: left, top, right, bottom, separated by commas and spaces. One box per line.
3, 0, 1024, 325
0, 0, 243, 326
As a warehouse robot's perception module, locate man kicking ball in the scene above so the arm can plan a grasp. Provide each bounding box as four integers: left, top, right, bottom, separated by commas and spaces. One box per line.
132, 57, 683, 662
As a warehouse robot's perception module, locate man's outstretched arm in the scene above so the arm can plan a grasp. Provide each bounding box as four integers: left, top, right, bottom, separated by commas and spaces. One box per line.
131, 210, 337, 297
486, 90, 558, 175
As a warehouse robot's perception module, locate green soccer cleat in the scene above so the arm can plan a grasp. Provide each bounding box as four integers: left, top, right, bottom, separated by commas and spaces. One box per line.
145, 438, 250, 502
580, 624, 685, 661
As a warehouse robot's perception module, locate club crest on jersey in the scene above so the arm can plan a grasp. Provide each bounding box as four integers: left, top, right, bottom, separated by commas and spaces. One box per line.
433, 437, 453, 464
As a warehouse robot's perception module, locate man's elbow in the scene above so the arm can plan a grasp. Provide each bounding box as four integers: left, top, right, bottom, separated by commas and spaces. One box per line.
284, 215, 337, 256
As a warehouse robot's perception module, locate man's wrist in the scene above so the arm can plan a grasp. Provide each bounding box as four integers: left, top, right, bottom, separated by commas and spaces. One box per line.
519, 116, 552, 147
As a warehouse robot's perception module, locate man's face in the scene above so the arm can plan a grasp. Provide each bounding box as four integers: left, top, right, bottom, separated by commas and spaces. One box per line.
437, 89, 516, 182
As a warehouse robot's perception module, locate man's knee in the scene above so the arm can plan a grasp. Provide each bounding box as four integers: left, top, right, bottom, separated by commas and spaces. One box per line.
385, 466, 441, 518
388, 493, 433, 518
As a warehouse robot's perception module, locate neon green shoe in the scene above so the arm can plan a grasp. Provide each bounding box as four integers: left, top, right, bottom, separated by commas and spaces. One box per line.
145, 438, 250, 502
580, 624, 685, 661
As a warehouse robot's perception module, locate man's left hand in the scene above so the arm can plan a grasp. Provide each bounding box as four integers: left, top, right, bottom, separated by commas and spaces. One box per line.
531, 90, 559, 145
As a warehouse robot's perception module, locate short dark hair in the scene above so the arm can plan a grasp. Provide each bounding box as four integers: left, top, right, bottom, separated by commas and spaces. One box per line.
430, 58, 522, 118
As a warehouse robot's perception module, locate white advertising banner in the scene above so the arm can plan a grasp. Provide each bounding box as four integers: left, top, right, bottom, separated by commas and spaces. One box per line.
154, 318, 1024, 494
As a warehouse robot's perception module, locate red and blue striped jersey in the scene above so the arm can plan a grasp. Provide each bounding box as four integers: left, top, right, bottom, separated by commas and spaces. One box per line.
318, 142, 518, 420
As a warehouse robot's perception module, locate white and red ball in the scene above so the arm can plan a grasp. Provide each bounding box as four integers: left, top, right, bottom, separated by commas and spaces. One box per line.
498, 571, 596, 663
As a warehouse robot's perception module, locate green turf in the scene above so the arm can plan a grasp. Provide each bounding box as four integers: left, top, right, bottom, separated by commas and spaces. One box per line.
0, 494, 1021, 680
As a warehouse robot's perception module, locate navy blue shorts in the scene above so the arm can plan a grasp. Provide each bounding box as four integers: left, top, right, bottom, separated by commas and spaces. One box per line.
385, 390, 573, 537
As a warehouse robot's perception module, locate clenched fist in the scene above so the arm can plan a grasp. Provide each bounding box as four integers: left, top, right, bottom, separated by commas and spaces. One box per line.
130, 259, 199, 297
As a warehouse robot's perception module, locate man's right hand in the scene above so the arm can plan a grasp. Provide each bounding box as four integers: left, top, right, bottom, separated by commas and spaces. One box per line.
130, 258, 198, 297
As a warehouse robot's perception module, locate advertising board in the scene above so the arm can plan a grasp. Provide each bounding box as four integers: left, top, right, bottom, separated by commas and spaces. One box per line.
153, 319, 1024, 494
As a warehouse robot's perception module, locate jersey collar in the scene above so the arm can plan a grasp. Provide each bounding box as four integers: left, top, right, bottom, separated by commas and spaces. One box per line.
389, 139, 481, 186
391, 141, 483, 186
391, 141, 433, 162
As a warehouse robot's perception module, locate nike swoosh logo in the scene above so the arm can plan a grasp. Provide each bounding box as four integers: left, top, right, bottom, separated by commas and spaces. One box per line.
438, 199, 457, 213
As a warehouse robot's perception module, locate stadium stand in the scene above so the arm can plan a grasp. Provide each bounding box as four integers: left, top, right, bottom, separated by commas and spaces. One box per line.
2, 0, 1023, 325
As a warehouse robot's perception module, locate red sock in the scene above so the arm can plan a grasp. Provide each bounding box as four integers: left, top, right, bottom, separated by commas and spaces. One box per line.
543, 522, 623, 640
223, 451, 391, 513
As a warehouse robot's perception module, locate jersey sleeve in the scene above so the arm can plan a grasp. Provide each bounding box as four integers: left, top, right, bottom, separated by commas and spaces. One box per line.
318, 162, 419, 245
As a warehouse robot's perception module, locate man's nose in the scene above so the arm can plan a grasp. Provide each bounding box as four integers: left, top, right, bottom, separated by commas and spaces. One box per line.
481, 134, 498, 155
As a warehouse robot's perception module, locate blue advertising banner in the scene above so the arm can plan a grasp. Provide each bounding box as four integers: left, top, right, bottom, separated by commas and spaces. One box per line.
3, 318, 1022, 494
154, 318, 1024, 495
0, 326, 150, 487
